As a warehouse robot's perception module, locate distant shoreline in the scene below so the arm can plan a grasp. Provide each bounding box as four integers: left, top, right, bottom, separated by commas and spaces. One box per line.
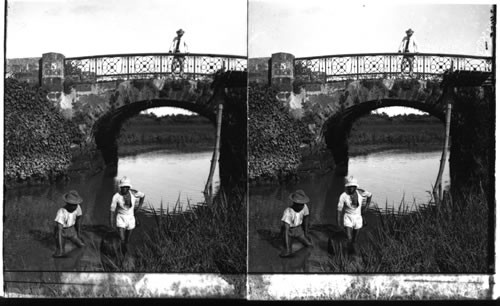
118, 144, 214, 157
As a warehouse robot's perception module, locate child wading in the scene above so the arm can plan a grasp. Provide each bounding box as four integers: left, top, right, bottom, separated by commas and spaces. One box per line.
53, 190, 86, 258
337, 176, 372, 254
280, 189, 313, 258
109, 177, 145, 251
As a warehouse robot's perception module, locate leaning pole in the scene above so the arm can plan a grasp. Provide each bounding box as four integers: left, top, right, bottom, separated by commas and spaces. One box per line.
204, 102, 223, 202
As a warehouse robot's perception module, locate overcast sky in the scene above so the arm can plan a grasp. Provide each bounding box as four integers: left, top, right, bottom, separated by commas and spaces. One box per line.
6, 0, 247, 58
249, 1, 492, 58
5, 1, 495, 116
5, 0, 247, 115
249, 1, 493, 116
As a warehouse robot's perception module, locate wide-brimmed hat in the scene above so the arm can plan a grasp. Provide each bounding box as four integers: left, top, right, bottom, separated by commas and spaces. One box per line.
345, 176, 359, 188
289, 189, 310, 204
406, 28, 414, 35
119, 177, 132, 188
63, 190, 83, 205
176, 28, 185, 35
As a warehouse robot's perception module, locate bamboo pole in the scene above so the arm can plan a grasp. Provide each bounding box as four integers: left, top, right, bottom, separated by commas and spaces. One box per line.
204, 103, 223, 202
433, 101, 452, 203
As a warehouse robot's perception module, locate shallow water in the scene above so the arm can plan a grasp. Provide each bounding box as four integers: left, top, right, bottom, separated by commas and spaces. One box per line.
3, 150, 219, 271
248, 149, 450, 273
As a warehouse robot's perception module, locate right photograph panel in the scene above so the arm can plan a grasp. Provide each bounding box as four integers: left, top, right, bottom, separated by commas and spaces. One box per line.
248, 0, 495, 281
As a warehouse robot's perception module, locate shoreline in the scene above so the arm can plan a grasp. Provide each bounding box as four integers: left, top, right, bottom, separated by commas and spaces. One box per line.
251, 143, 445, 186
117, 143, 215, 157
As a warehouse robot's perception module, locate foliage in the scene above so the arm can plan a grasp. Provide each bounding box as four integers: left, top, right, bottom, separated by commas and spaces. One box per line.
130, 187, 246, 273
349, 115, 444, 147
4, 78, 79, 183
117, 114, 215, 149
248, 83, 308, 181
328, 188, 489, 273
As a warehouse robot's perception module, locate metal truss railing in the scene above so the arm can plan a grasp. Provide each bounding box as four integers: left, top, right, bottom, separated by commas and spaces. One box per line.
294, 53, 492, 83
64, 53, 247, 82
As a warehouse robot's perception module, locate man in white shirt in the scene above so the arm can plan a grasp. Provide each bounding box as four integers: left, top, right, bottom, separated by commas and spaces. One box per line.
398, 28, 418, 75
280, 189, 313, 257
109, 177, 145, 250
169, 28, 188, 75
53, 190, 85, 258
337, 177, 372, 253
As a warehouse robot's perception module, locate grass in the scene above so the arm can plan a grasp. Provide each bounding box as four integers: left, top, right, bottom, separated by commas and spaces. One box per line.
4, 186, 246, 297
326, 187, 490, 273
349, 114, 444, 149
117, 114, 215, 154
117, 185, 246, 274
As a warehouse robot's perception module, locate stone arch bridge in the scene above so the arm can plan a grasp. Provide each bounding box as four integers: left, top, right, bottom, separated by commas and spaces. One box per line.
8, 52, 247, 184
249, 52, 494, 189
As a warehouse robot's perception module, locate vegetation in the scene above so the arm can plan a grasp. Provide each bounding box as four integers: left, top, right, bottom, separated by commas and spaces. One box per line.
117, 113, 215, 155
4, 78, 82, 185
106, 187, 247, 275
249, 82, 446, 182
350, 113, 443, 147
347, 112, 444, 156
327, 187, 489, 273
248, 83, 309, 181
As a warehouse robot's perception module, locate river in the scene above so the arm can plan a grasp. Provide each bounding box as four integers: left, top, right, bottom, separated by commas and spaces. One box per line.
3, 150, 219, 272
248, 149, 450, 273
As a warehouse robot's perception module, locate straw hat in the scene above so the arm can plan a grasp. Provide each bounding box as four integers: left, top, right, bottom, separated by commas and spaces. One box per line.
119, 177, 132, 188
62, 190, 83, 205
406, 28, 414, 35
345, 176, 359, 188
289, 189, 310, 204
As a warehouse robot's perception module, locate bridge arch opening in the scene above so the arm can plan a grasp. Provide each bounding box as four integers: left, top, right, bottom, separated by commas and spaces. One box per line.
323, 99, 446, 177
93, 102, 221, 210
93, 99, 217, 166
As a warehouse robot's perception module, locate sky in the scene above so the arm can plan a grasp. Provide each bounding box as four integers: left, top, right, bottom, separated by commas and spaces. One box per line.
6, 0, 247, 58
5, 0, 247, 116
4, 1, 496, 116
249, 1, 492, 57
249, 1, 494, 116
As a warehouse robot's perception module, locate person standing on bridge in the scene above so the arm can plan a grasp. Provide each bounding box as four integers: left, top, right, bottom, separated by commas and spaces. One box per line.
53, 190, 86, 258
169, 28, 189, 76
280, 189, 313, 258
398, 28, 418, 75
337, 176, 372, 254
109, 177, 145, 251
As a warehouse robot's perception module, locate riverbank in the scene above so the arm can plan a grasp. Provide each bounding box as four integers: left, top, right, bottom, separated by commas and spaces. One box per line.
114, 186, 246, 277
326, 187, 490, 273
117, 143, 214, 157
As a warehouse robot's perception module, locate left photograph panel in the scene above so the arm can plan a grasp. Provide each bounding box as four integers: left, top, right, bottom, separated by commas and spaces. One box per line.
4, 0, 247, 297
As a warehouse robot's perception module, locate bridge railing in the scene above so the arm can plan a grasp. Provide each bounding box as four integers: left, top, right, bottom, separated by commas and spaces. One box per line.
64, 53, 247, 82
294, 53, 492, 83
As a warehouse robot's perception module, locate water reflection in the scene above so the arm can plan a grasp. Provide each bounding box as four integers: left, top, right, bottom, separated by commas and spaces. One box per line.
117, 150, 219, 211
3, 150, 217, 271
249, 149, 449, 273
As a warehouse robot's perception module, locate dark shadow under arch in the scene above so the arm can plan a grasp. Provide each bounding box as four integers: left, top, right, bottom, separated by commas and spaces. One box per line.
93, 99, 217, 169
323, 98, 446, 176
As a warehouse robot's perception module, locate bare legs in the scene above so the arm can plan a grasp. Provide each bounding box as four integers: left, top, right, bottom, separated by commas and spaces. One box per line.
118, 228, 133, 253
344, 226, 359, 254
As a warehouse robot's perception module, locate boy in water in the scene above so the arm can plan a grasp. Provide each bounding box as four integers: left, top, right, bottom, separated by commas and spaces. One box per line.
109, 177, 145, 250
53, 190, 86, 258
280, 189, 313, 257
337, 176, 372, 253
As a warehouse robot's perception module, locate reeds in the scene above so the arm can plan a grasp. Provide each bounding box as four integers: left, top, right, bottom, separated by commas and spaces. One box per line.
327, 187, 489, 273
124, 186, 246, 273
